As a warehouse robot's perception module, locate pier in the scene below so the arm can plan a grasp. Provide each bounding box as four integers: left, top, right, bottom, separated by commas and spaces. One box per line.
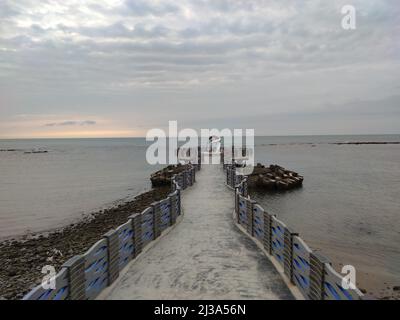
23, 151, 364, 300
102, 163, 292, 300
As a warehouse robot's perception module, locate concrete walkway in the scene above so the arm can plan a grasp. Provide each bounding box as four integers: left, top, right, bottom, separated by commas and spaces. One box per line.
104, 164, 293, 299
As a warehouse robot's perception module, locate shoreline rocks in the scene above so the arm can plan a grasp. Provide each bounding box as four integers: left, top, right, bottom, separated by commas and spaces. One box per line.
0, 184, 171, 300
150, 164, 190, 187
247, 163, 304, 191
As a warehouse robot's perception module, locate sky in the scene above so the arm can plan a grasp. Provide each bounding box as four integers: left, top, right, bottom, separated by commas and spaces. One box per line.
0, 0, 399, 138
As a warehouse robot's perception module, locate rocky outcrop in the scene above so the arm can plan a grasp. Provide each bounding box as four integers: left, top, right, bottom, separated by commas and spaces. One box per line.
23, 150, 48, 154
150, 164, 190, 187
247, 163, 303, 191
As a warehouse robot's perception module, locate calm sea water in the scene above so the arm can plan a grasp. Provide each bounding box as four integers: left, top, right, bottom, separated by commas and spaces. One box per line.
0, 135, 399, 294
0, 138, 162, 238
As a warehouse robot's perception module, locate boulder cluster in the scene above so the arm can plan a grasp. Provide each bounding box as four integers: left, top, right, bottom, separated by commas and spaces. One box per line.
247, 163, 304, 191
150, 164, 190, 187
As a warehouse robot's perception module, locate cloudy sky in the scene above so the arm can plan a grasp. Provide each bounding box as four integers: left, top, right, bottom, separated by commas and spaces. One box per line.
0, 0, 399, 138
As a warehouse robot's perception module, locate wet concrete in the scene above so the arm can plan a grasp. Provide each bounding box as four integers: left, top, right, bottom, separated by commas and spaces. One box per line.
105, 164, 293, 299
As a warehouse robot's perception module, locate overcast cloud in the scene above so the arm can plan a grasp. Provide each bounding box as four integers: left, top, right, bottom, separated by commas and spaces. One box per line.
0, 0, 399, 138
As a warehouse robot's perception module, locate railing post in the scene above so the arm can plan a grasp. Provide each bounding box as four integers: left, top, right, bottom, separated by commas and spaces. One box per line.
175, 186, 181, 216
309, 252, 329, 300
186, 169, 191, 187
62, 255, 86, 300
231, 167, 235, 188
246, 199, 256, 236
236, 193, 242, 224
177, 173, 182, 189
197, 146, 202, 170
130, 213, 142, 257
284, 227, 299, 284
103, 230, 119, 285
169, 193, 177, 225
152, 202, 162, 239
188, 168, 193, 186
182, 171, 187, 189
171, 175, 176, 192
263, 212, 273, 255
234, 186, 239, 216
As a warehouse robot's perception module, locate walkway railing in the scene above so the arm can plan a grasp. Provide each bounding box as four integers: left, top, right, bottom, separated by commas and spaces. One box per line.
225, 164, 364, 300
23, 165, 198, 300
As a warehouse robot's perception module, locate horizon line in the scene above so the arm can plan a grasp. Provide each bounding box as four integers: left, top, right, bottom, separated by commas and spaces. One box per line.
1, 133, 400, 140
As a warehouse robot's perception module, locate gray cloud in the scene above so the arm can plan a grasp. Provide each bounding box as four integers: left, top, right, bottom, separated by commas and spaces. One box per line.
122, 0, 180, 16
45, 120, 97, 127
0, 0, 399, 136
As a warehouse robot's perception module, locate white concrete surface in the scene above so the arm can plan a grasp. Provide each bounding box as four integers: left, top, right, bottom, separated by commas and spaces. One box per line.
104, 164, 293, 300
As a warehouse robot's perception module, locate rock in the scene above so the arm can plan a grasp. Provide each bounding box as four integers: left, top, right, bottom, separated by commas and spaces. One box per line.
246, 163, 303, 192
393, 286, 400, 291
150, 164, 190, 187
7, 271, 17, 277
360, 288, 367, 294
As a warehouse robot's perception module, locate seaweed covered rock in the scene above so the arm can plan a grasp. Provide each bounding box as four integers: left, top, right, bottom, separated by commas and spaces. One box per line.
247, 163, 303, 191
150, 164, 190, 187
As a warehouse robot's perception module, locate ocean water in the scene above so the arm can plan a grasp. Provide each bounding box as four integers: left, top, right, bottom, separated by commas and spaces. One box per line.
0, 138, 162, 238
0, 135, 399, 295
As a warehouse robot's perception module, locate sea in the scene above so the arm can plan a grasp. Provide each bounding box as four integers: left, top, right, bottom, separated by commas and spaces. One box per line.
0, 135, 399, 296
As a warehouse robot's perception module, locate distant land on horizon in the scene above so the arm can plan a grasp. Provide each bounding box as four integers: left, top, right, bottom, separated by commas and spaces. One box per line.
0, 133, 400, 140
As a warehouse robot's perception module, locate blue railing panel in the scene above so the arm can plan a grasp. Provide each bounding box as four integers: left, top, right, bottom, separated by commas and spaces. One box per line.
238, 195, 247, 227
116, 219, 134, 271
175, 192, 181, 216
235, 174, 245, 187
83, 238, 108, 300
141, 207, 154, 247
22, 268, 69, 300
324, 263, 363, 300
253, 204, 264, 241
177, 174, 184, 189
186, 170, 192, 186
292, 236, 312, 299
160, 198, 171, 231
271, 216, 286, 268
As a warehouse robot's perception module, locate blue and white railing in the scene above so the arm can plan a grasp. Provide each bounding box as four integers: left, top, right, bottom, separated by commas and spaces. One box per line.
226, 164, 364, 300
23, 165, 198, 300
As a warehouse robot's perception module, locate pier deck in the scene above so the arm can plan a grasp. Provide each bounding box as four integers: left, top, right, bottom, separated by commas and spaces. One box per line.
103, 164, 293, 299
